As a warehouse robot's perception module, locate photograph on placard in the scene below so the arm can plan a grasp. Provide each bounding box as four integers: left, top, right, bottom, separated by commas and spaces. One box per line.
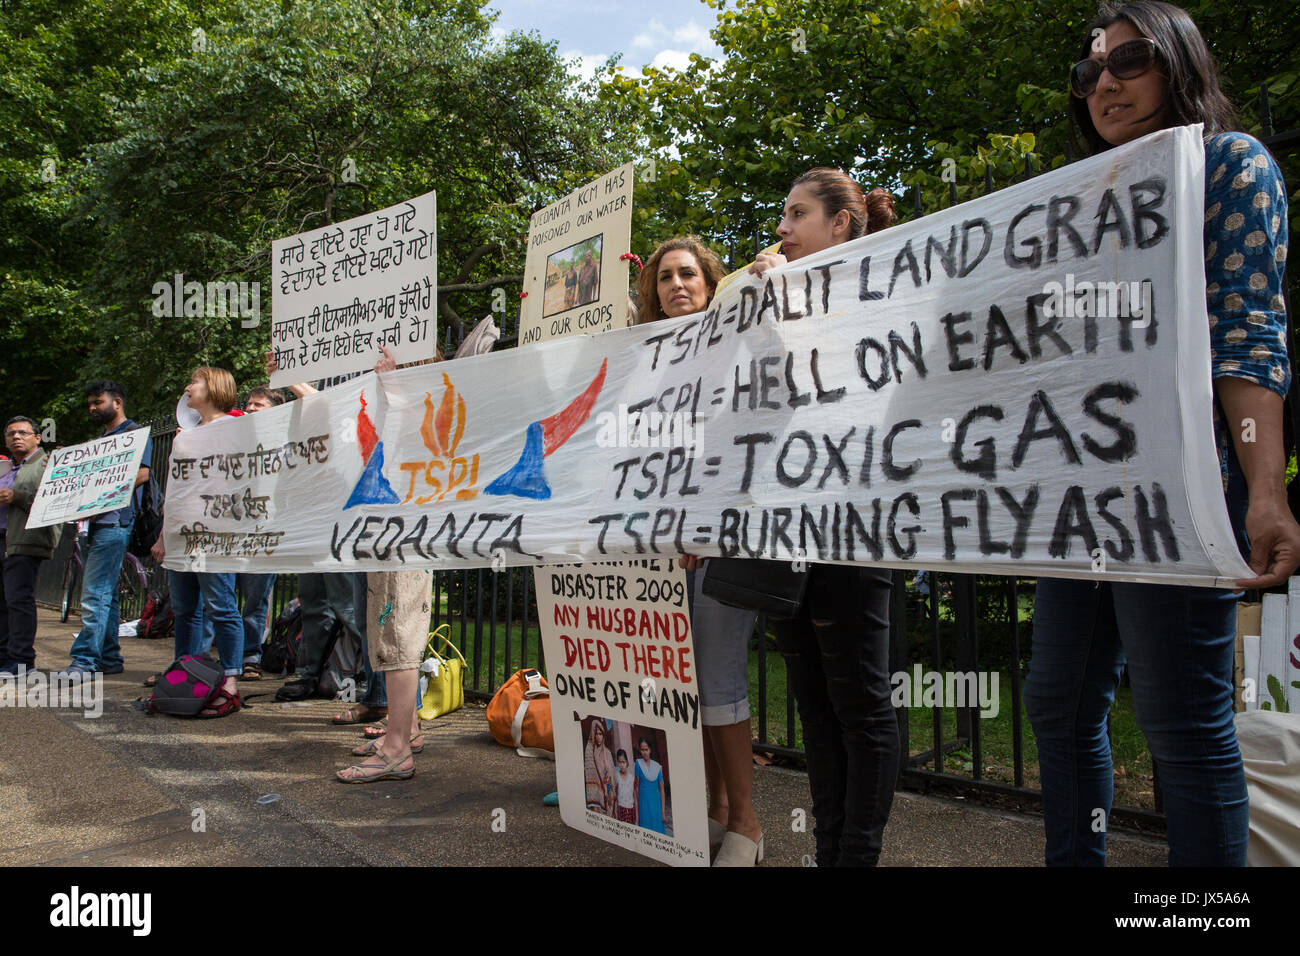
579, 712, 672, 836
543, 234, 603, 318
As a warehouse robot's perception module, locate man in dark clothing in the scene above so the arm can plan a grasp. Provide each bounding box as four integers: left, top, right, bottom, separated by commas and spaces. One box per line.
0, 417, 61, 674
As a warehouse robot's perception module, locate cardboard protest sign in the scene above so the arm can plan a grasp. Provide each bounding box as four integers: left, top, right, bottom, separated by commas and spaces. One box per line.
270, 192, 437, 387
534, 558, 708, 865
517, 165, 634, 344
163, 126, 1246, 589
27, 428, 150, 529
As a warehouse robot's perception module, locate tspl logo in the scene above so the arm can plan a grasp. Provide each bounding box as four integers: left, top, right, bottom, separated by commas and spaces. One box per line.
344, 359, 606, 509
342, 375, 479, 508
399, 374, 481, 504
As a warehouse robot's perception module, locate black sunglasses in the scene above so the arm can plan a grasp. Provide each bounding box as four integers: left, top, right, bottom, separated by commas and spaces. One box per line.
1070, 38, 1158, 98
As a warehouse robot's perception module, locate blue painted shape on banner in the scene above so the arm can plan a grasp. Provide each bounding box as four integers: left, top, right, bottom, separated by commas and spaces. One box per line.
344, 440, 401, 508
485, 421, 550, 500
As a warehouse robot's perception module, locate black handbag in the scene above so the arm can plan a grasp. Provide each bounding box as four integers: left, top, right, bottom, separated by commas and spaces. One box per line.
701, 557, 809, 618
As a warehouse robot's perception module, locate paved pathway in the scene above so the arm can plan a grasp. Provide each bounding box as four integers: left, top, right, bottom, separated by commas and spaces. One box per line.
1, 608, 1167, 866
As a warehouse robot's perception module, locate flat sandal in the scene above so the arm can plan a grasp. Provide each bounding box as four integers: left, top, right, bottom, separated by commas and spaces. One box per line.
336, 750, 414, 784
351, 732, 424, 756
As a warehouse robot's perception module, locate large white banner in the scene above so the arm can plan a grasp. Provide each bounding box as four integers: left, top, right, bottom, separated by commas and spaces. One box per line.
164, 127, 1248, 587
27, 427, 150, 529
269, 192, 437, 387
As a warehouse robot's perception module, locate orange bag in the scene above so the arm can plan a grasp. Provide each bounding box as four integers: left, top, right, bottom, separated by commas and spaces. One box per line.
486, 668, 554, 758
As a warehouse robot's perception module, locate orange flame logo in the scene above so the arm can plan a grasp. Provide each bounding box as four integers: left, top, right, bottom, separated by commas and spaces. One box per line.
400, 372, 480, 505
421, 373, 466, 458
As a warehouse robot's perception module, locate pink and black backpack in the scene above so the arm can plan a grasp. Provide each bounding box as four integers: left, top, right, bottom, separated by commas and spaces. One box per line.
146, 655, 225, 716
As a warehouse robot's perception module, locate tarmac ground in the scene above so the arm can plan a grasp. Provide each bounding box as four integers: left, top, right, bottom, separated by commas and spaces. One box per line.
1, 607, 1168, 867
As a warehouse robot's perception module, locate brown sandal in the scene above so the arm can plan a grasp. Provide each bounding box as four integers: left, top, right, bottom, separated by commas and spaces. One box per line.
351, 732, 424, 756
336, 749, 414, 783
197, 688, 242, 719
332, 704, 387, 725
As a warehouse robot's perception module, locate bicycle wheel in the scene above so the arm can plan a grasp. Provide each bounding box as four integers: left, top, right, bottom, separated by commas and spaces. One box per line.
61, 558, 79, 623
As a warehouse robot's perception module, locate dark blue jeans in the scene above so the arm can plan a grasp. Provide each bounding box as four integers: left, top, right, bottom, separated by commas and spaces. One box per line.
1026, 577, 1247, 865
236, 573, 276, 663
67, 523, 132, 671
773, 564, 897, 866
169, 569, 243, 677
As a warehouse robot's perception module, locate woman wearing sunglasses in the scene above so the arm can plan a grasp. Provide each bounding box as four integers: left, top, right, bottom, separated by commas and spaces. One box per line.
1026, 1, 1298, 866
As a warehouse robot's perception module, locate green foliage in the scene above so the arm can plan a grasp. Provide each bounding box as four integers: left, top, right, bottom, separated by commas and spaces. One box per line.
609, 0, 1299, 284
606, 0, 1095, 259
1, 0, 639, 437
4, 0, 1298, 439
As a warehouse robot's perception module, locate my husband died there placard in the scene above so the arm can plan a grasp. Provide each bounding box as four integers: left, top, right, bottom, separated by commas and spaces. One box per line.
517, 165, 634, 344
534, 559, 709, 866
270, 192, 437, 388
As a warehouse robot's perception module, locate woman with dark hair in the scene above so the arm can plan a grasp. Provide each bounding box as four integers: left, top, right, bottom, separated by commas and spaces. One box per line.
1027, 0, 1298, 866
635, 736, 667, 834
151, 366, 245, 717
635, 235, 724, 322
583, 719, 616, 813
640, 235, 766, 863
746, 168, 899, 867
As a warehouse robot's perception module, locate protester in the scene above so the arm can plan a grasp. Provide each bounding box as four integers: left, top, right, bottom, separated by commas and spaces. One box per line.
151, 367, 244, 716
55, 381, 152, 680
0, 417, 60, 675
748, 168, 901, 866
336, 346, 433, 782
233, 385, 284, 680
0, 452, 13, 669
583, 719, 616, 813
640, 235, 765, 864
635, 736, 667, 834
1024, 0, 1298, 867
263, 357, 370, 705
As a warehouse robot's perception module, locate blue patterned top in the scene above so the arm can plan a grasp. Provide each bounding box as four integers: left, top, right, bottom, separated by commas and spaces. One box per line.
1204, 131, 1290, 484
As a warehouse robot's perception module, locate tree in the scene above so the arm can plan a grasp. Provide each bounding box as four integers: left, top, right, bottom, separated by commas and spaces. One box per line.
607, 0, 1298, 278
0, 0, 230, 430
3, 0, 641, 438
